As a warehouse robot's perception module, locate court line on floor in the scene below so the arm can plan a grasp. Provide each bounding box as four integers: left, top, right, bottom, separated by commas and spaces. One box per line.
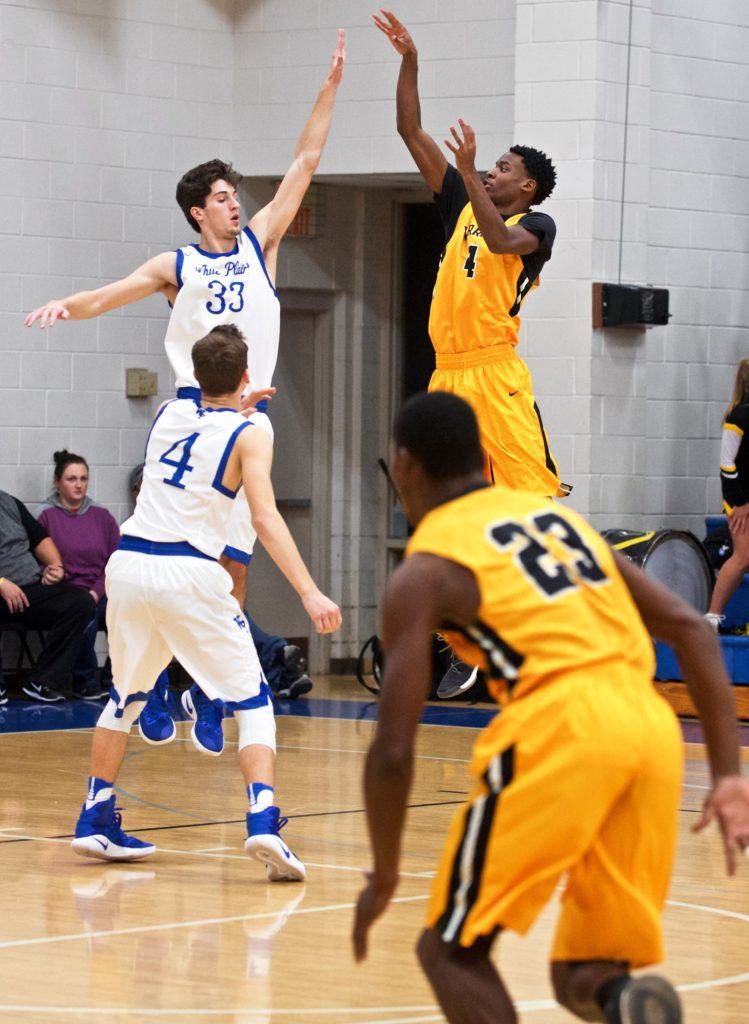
0, 1001, 558, 1018
0, 829, 435, 877
0, 894, 428, 951
0, 897, 745, 1013
0, 798, 466, 847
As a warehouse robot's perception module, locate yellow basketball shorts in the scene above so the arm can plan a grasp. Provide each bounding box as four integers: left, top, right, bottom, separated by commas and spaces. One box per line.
430, 347, 560, 497
426, 673, 683, 967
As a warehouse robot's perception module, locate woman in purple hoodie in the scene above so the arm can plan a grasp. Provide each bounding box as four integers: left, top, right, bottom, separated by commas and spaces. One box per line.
37, 451, 120, 700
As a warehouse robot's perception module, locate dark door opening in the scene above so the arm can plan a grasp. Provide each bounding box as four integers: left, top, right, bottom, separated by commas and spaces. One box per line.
400, 202, 444, 399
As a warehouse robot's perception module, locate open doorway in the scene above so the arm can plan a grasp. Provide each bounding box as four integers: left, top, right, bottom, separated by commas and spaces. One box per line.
244, 294, 333, 674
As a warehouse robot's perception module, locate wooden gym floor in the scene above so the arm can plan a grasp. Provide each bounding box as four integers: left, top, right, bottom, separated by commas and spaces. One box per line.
0, 677, 747, 1024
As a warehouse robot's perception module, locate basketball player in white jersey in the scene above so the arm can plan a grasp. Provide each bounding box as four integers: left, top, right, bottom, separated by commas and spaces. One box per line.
26, 28, 346, 599
71, 326, 341, 876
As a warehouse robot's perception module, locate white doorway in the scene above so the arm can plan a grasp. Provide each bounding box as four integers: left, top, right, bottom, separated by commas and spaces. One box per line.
244, 292, 333, 674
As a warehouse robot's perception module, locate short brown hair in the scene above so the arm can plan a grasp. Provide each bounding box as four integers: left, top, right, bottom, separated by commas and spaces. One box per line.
192, 325, 248, 396
176, 158, 242, 233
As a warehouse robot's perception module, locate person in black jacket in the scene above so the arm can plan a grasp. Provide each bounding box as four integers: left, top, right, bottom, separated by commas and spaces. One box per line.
0, 490, 95, 703
706, 358, 749, 630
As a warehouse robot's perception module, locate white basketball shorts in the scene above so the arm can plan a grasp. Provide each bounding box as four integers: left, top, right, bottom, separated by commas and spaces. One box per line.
105, 549, 268, 712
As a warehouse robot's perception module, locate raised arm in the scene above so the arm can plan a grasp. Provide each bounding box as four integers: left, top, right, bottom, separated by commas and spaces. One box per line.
249, 30, 345, 263
373, 10, 446, 193
237, 429, 341, 634
24, 251, 178, 329
445, 120, 541, 255
613, 551, 749, 873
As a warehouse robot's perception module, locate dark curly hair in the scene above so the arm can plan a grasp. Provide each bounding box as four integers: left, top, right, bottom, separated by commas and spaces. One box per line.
176, 158, 242, 233
510, 145, 557, 206
393, 391, 484, 480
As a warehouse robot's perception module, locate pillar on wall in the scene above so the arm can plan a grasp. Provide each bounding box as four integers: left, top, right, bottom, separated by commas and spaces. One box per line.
513, 0, 599, 515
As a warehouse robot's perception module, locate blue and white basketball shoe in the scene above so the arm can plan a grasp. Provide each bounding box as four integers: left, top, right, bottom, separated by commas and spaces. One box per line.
138, 684, 175, 745
72, 796, 155, 862
181, 686, 224, 756
244, 807, 306, 882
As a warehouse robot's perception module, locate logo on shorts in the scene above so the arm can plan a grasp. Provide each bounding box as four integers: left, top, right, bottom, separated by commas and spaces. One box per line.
233, 615, 247, 630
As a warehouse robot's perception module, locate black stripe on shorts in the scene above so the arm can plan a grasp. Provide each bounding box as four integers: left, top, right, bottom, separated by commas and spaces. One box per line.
435, 745, 516, 944
532, 400, 559, 477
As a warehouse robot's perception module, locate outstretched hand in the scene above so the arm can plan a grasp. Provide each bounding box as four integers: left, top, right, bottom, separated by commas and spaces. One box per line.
352, 872, 398, 963
693, 775, 749, 875
326, 28, 346, 86
444, 119, 477, 177
24, 302, 70, 329
372, 9, 417, 57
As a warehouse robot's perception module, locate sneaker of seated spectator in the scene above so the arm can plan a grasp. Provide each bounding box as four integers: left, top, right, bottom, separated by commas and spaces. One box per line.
36, 450, 119, 702
0, 489, 95, 702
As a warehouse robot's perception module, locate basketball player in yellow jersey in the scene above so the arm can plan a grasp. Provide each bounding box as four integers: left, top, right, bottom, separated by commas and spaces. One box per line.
353, 392, 749, 1024
374, 10, 563, 498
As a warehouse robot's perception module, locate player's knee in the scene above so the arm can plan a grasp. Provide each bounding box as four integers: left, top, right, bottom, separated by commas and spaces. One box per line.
96, 697, 143, 733
236, 701, 276, 753
416, 927, 487, 976
416, 928, 444, 979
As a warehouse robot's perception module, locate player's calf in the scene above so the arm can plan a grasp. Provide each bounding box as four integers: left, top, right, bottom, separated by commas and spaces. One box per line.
551, 962, 682, 1024
416, 927, 517, 1024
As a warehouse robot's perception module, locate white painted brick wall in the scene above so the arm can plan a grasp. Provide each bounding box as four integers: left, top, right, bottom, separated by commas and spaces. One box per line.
0, 0, 234, 521
1, 0, 747, 659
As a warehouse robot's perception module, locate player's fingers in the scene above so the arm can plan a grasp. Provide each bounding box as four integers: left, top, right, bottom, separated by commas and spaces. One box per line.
444, 140, 458, 156
692, 805, 712, 833
722, 828, 736, 877
352, 910, 369, 962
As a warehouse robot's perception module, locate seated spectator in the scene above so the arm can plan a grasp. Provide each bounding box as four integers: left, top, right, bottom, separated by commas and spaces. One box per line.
248, 620, 313, 701
37, 450, 120, 699
0, 489, 95, 704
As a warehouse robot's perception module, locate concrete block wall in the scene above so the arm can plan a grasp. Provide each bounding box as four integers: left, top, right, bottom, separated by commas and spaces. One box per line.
588, 0, 652, 528
1, 0, 747, 662
232, 0, 518, 178
514, 0, 599, 514
0, 0, 235, 521
646, 0, 749, 533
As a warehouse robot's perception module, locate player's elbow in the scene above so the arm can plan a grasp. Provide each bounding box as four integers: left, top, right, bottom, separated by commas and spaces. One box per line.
250, 508, 279, 543
658, 603, 712, 651
396, 120, 418, 143
296, 150, 321, 178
